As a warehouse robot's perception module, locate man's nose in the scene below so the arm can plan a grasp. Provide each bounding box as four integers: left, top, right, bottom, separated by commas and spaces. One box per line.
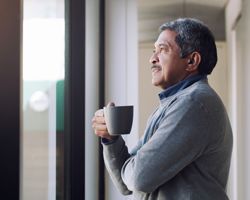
149, 53, 159, 64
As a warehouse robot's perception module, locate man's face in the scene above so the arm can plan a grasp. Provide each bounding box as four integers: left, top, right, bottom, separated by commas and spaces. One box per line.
149, 29, 189, 89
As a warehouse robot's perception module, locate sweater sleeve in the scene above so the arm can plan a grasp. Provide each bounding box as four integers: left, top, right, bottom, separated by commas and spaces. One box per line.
102, 110, 156, 195
102, 136, 131, 195
120, 96, 213, 193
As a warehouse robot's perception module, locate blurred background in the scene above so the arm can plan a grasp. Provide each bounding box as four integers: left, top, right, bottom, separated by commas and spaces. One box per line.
0, 0, 248, 199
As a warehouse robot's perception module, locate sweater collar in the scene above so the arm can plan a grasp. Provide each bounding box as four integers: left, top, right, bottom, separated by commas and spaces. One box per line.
158, 74, 207, 100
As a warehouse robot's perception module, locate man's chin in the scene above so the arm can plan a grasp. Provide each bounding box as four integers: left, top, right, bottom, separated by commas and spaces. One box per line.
152, 80, 161, 87
152, 80, 167, 89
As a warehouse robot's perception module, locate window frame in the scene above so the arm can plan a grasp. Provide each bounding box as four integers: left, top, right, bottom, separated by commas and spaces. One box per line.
64, 0, 86, 199
0, 0, 21, 199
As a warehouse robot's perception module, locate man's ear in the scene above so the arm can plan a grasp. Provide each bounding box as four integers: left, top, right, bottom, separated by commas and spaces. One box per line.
186, 52, 201, 72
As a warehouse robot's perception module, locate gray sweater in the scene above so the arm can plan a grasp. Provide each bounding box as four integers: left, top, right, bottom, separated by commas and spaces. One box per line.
103, 79, 233, 200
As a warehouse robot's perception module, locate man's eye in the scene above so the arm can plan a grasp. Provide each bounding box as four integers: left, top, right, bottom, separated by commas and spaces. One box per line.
160, 47, 168, 52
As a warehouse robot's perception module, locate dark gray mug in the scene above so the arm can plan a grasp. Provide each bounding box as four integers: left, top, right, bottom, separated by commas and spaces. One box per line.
103, 105, 133, 136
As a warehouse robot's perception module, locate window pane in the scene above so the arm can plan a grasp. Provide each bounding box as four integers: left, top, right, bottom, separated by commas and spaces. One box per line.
21, 0, 65, 200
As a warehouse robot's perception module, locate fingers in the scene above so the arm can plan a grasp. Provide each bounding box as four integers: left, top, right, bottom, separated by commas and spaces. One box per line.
93, 109, 105, 124
92, 122, 107, 130
92, 109, 109, 138
95, 109, 104, 117
92, 103, 116, 140
93, 116, 105, 124
94, 130, 108, 137
92, 123, 107, 133
92, 121, 110, 138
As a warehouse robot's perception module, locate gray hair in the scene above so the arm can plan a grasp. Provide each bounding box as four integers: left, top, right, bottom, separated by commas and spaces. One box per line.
160, 18, 217, 75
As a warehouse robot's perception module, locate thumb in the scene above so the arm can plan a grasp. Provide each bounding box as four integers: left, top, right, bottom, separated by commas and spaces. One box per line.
107, 102, 115, 107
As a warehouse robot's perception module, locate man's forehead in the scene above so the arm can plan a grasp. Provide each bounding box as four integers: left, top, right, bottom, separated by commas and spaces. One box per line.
154, 30, 177, 47
154, 39, 173, 48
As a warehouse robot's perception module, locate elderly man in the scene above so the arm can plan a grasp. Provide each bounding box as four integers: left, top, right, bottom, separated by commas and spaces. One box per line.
92, 18, 233, 200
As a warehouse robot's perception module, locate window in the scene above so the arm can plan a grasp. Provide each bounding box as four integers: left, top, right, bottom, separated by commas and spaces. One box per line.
21, 0, 65, 199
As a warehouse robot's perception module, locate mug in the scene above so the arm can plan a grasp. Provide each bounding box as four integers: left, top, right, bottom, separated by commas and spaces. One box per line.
103, 105, 133, 136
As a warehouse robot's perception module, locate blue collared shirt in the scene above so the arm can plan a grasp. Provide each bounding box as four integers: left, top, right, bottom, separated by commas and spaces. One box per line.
158, 74, 207, 100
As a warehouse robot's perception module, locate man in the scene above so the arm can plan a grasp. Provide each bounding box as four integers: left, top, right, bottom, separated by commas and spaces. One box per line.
92, 18, 233, 200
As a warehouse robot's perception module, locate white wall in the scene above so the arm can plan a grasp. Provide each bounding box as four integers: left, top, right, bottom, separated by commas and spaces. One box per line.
226, 0, 250, 199
208, 42, 228, 109
105, 0, 139, 199
138, 43, 161, 136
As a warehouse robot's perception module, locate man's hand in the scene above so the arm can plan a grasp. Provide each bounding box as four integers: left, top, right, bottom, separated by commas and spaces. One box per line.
92, 102, 117, 141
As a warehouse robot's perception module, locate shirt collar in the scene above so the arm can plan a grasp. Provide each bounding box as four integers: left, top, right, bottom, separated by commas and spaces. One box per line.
158, 74, 207, 100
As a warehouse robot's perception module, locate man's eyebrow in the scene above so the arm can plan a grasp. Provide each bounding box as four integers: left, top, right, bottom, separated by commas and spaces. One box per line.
159, 43, 170, 48
155, 42, 172, 49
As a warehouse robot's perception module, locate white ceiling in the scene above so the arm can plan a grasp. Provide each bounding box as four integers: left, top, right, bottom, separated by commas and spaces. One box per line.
138, 0, 228, 43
